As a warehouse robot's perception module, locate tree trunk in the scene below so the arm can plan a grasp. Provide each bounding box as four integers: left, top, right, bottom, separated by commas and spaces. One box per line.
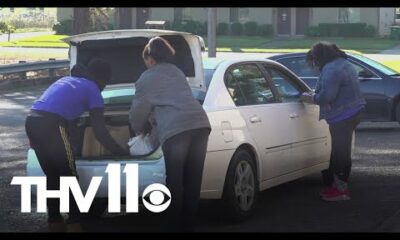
117, 8, 132, 29
73, 8, 90, 34
207, 8, 217, 57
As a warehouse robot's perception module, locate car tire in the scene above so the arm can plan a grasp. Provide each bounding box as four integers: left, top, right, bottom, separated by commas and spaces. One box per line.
222, 149, 258, 223
82, 198, 108, 219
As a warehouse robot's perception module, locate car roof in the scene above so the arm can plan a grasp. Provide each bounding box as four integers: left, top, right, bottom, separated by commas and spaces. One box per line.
63, 29, 195, 44
269, 51, 359, 60
203, 57, 283, 69
203, 58, 226, 69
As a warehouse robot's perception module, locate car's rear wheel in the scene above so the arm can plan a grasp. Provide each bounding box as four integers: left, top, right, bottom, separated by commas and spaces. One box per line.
222, 149, 258, 223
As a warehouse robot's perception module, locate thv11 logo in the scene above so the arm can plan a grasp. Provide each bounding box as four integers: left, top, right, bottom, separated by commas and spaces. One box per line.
11, 163, 171, 213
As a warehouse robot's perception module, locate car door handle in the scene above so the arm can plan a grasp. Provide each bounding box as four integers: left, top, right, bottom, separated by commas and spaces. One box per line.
249, 116, 262, 123
289, 113, 299, 119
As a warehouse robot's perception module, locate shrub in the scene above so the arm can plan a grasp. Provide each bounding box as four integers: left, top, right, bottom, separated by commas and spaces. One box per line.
244, 21, 258, 36
364, 25, 376, 37
170, 20, 206, 35
197, 21, 208, 35
230, 22, 243, 36
171, 21, 185, 32
217, 22, 229, 35
257, 24, 273, 37
305, 26, 320, 37
182, 20, 198, 33
317, 23, 372, 37
53, 19, 73, 35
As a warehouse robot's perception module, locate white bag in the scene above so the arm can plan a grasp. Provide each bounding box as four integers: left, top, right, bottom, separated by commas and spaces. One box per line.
127, 134, 155, 156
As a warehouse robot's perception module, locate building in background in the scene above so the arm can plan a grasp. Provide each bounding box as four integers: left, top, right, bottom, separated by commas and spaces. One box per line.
57, 8, 397, 37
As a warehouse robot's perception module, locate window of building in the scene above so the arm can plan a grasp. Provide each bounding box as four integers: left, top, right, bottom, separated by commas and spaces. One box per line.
174, 8, 194, 22
229, 8, 249, 23
230, 8, 239, 22
174, 8, 183, 22
182, 8, 193, 21
238, 8, 250, 23
339, 8, 360, 23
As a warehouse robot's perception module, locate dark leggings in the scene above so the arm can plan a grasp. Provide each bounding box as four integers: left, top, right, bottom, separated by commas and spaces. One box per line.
161, 128, 210, 231
25, 111, 81, 224
323, 109, 364, 184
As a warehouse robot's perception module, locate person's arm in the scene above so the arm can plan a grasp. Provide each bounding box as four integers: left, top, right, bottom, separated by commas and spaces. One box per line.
129, 78, 153, 135
89, 108, 129, 155
313, 67, 341, 106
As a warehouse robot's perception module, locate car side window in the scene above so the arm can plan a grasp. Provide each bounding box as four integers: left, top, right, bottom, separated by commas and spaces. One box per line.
277, 57, 319, 78
264, 67, 302, 103
225, 64, 276, 106
348, 60, 379, 79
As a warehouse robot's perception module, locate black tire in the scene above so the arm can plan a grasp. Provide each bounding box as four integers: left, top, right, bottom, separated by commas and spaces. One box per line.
222, 149, 258, 223
82, 198, 108, 219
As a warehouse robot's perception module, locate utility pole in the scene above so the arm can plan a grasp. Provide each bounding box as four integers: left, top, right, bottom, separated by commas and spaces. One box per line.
207, 8, 217, 58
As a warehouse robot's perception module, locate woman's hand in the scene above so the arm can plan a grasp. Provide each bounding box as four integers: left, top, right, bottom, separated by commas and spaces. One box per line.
300, 92, 315, 104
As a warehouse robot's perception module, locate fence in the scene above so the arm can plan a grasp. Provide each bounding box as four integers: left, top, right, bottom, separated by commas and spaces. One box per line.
0, 59, 69, 90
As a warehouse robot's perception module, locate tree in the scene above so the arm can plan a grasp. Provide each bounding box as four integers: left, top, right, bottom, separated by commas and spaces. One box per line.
73, 8, 90, 34
207, 8, 217, 57
0, 22, 15, 42
117, 8, 132, 29
90, 8, 114, 31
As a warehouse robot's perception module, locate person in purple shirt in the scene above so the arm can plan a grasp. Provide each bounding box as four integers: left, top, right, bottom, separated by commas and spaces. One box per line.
25, 58, 128, 232
301, 42, 366, 202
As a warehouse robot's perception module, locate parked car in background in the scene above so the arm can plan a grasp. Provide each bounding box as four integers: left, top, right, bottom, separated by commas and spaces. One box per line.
269, 52, 400, 123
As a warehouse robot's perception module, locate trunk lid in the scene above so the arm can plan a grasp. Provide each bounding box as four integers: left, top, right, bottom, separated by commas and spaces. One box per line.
63, 30, 206, 92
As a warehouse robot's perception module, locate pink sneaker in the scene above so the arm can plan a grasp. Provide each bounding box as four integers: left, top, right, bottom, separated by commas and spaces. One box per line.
319, 186, 334, 197
320, 186, 350, 201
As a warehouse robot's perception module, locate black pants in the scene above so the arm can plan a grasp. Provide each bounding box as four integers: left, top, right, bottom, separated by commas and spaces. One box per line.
25, 110, 80, 224
323, 109, 364, 184
161, 128, 210, 231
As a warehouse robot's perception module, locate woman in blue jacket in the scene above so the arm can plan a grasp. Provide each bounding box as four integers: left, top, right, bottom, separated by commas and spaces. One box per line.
302, 42, 366, 201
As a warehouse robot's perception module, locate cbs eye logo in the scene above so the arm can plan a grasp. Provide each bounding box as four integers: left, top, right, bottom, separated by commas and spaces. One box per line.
142, 183, 171, 213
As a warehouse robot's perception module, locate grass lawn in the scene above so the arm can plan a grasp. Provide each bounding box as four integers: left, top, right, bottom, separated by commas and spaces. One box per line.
0, 34, 69, 48
0, 33, 398, 53
0, 33, 398, 70
14, 28, 53, 33
203, 36, 399, 54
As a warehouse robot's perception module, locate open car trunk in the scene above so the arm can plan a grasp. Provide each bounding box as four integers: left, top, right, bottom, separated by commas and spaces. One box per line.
65, 30, 205, 90
62, 30, 206, 160
70, 110, 161, 160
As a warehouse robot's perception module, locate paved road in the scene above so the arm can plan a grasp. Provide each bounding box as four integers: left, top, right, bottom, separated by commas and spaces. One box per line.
1, 86, 400, 232
0, 32, 54, 42
1, 47, 400, 63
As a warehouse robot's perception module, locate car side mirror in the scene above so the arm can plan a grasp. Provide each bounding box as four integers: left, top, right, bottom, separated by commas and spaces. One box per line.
358, 69, 374, 78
